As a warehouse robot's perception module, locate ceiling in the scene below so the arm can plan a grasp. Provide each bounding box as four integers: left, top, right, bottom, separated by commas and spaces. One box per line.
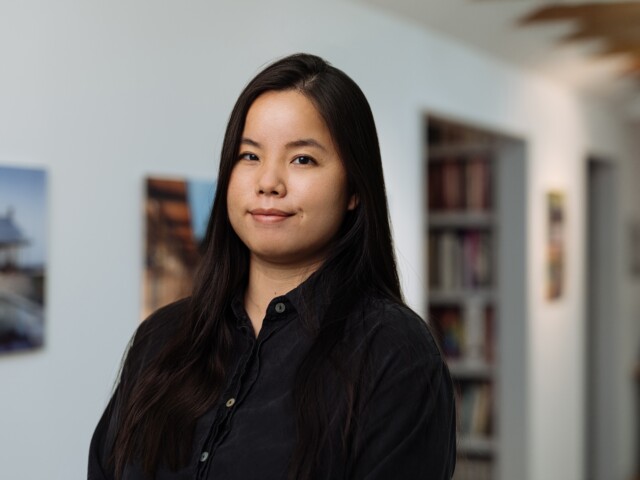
350, 0, 640, 121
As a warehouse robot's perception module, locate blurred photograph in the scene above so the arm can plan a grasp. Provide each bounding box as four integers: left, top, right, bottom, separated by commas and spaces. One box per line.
0, 166, 47, 353
547, 191, 565, 300
143, 176, 215, 319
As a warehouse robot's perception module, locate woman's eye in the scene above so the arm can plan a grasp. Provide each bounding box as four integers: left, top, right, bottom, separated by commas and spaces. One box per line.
239, 153, 259, 161
292, 156, 316, 165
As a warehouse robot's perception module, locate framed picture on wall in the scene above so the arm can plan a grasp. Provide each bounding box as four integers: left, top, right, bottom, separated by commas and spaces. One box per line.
547, 191, 565, 300
0, 165, 47, 354
143, 176, 216, 320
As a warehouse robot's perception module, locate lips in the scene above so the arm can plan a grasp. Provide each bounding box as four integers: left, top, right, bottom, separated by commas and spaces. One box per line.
249, 208, 295, 224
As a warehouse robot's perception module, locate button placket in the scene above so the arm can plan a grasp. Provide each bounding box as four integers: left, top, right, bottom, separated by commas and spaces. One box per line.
195, 338, 253, 478
196, 306, 293, 480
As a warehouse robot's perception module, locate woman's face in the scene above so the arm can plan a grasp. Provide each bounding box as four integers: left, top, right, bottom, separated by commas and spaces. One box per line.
227, 89, 357, 269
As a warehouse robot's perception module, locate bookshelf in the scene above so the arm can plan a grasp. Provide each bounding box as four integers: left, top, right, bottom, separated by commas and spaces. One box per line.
425, 116, 528, 480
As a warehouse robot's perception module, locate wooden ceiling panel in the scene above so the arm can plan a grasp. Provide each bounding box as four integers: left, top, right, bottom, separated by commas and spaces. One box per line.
518, 2, 640, 81
561, 24, 640, 42
624, 59, 640, 75
597, 43, 640, 59
521, 3, 640, 24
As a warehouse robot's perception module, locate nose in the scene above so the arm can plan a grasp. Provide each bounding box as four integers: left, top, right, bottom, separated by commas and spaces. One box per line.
256, 162, 286, 197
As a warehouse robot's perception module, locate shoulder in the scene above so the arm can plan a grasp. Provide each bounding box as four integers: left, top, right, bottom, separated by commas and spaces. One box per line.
346, 295, 453, 412
354, 296, 453, 405
89, 299, 191, 475
121, 297, 191, 380
362, 296, 440, 354
135, 297, 190, 345
345, 298, 457, 480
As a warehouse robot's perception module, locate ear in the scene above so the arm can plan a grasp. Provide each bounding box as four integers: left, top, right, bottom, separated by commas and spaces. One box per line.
347, 193, 359, 211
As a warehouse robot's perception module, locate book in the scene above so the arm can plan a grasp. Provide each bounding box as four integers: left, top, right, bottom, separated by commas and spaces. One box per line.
442, 159, 464, 210
430, 306, 464, 359
454, 456, 494, 480
458, 382, 493, 437
428, 232, 439, 288
465, 298, 486, 361
484, 306, 495, 363
465, 156, 491, 210
427, 162, 443, 210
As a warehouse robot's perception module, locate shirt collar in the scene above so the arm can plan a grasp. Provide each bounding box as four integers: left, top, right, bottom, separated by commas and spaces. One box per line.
229, 272, 330, 332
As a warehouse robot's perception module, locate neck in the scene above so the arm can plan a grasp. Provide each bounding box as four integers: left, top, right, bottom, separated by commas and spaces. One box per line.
243, 255, 321, 334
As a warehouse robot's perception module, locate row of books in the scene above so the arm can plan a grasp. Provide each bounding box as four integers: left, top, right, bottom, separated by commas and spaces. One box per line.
429, 305, 494, 363
457, 382, 493, 437
453, 457, 494, 480
427, 122, 494, 146
427, 157, 492, 211
428, 231, 492, 290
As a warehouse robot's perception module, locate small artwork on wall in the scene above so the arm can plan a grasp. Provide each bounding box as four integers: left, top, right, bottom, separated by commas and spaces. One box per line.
0, 165, 47, 354
143, 176, 216, 320
547, 191, 565, 300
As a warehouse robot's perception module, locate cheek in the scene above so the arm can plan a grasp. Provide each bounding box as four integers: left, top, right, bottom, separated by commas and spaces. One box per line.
305, 180, 350, 225
226, 185, 246, 238
317, 175, 350, 210
226, 172, 245, 211
226, 183, 245, 240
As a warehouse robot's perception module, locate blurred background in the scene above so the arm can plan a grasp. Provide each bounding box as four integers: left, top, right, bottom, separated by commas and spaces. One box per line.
0, 0, 639, 479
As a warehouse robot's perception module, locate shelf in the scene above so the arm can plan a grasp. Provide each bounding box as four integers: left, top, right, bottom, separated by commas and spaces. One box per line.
425, 116, 519, 479
426, 142, 497, 159
428, 289, 495, 304
457, 435, 497, 456
448, 360, 495, 380
427, 211, 495, 228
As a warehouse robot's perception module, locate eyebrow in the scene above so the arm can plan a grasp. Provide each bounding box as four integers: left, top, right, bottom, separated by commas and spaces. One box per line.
240, 137, 327, 152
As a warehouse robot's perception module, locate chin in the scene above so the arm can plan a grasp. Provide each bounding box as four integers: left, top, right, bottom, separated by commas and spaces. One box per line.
252, 249, 301, 264
251, 247, 325, 267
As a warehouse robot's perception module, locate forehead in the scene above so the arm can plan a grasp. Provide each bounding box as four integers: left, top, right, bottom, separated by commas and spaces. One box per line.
243, 90, 331, 141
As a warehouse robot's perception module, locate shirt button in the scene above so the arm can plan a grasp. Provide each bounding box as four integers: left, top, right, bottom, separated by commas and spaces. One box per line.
226, 398, 236, 408
200, 451, 209, 462
275, 302, 286, 313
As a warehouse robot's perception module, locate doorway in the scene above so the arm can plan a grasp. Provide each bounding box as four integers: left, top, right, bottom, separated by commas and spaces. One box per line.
585, 157, 618, 480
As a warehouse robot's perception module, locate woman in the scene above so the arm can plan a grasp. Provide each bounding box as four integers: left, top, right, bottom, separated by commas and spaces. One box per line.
88, 53, 456, 480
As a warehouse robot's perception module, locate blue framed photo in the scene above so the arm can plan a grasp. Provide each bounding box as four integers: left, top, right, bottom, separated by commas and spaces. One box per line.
0, 165, 47, 354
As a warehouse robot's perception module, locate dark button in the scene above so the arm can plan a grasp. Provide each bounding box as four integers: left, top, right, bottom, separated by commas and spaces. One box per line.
275, 302, 286, 313
200, 451, 209, 462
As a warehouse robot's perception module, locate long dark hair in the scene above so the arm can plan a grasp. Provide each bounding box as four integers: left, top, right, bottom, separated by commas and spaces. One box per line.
112, 53, 402, 479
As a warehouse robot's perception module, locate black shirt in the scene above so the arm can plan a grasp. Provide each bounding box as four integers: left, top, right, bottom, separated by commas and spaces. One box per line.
88, 287, 456, 479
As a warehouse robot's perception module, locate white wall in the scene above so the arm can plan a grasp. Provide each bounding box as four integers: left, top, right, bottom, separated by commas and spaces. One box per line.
0, 1, 637, 479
